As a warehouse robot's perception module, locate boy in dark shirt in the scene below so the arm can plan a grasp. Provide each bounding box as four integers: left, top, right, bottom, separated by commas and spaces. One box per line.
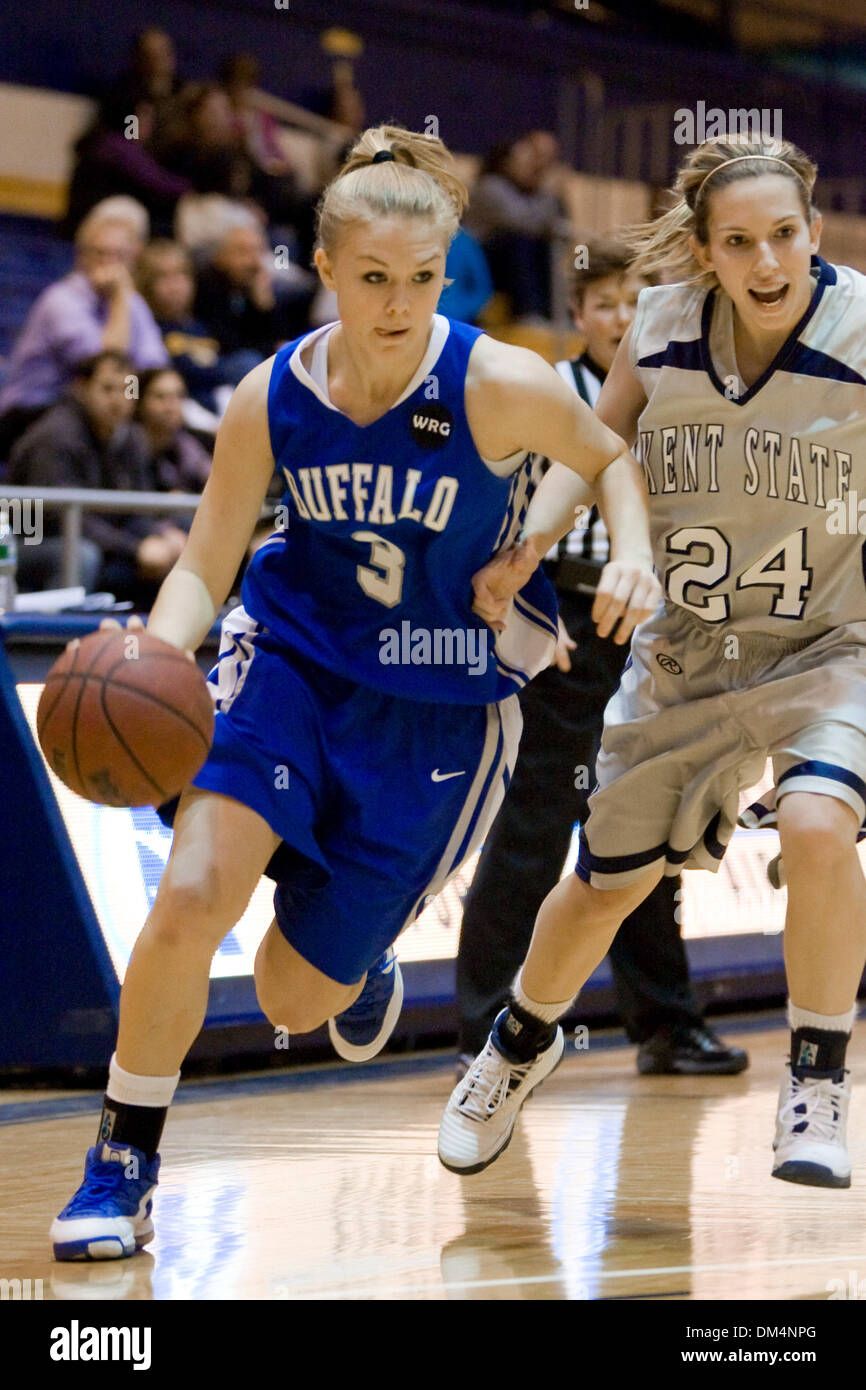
11, 351, 187, 599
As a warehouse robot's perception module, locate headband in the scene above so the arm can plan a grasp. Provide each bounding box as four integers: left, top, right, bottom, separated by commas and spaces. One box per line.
697, 153, 808, 200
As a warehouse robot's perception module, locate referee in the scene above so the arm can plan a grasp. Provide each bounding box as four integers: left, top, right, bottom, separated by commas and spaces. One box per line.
456, 240, 748, 1078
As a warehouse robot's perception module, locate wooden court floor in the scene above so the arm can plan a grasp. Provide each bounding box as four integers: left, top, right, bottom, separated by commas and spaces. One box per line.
4, 1016, 866, 1301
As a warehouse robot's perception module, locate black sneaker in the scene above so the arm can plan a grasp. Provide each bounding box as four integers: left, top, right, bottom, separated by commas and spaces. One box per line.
637, 1023, 749, 1076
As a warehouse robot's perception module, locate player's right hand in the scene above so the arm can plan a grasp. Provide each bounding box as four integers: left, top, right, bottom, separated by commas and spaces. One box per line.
592, 560, 662, 645
470, 537, 540, 634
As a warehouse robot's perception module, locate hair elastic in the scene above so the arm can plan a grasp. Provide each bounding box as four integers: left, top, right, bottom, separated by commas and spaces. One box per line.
371, 150, 396, 164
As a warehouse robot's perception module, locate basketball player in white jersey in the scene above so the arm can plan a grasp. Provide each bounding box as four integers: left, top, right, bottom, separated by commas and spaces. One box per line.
441, 133, 866, 1189
454, 240, 747, 1078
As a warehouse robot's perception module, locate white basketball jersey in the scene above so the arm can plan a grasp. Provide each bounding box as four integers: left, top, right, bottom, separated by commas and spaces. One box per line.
631, 258, 866, 633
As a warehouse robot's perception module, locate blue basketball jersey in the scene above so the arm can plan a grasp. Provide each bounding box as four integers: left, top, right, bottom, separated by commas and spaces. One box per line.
242, 313, 557, 703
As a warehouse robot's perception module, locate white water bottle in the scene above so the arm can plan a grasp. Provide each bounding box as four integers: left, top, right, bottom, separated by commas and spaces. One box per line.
0, 504, 18, 613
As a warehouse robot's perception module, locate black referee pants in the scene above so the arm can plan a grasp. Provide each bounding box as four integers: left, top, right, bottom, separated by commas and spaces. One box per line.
456, 590, 704, 1055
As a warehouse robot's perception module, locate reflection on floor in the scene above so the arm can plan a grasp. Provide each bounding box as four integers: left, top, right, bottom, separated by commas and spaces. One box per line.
3, 1016, 866, 1300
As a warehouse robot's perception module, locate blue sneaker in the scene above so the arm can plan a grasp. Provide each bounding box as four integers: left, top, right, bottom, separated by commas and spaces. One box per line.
50, 1141, 160, 1262
328, 948, 404, 1062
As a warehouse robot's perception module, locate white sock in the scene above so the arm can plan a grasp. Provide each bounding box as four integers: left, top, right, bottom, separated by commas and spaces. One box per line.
107, 1053, 181, 1108
512, 968, 575, 1025
788, 1002, 856, 1035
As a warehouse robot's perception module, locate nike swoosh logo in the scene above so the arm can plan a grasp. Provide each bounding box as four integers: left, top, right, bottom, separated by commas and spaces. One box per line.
431, 769, 466, 782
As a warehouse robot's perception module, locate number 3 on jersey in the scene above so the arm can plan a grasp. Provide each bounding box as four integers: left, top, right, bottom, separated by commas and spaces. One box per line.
665, 526, 813, 621
351, 530, 406, 608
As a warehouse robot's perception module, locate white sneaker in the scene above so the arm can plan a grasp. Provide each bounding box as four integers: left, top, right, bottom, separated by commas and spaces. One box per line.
772, 1064, 852, 1189
438, 1027, 564, 1175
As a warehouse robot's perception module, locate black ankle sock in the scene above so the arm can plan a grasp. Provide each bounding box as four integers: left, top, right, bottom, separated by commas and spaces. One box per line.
492, 1001, 557, 1063
790, 1026, 849, 1083
97, 1097, 167, 1159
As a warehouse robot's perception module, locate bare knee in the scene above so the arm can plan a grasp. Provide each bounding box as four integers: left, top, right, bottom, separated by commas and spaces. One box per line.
778, 793, 859, 874
147, 866, 247, 951
255, 960, 346, 1033
550, 867, 660, 928
256, 986, 330, 1035
254, 927, 357, 1034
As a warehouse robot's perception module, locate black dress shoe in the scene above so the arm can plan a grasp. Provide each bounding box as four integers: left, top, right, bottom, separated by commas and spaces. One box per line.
636, 1023, 749, 1076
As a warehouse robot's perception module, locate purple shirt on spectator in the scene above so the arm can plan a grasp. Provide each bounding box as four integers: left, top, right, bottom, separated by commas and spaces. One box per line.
0, 271, 168, 413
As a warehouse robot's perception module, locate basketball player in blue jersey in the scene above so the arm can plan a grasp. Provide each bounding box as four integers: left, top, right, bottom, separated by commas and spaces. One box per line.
441, 133, 866, 1191
50, 124, 659, 1261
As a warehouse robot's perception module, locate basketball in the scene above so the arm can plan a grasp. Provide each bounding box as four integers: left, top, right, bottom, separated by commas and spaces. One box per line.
36, 629, 215, 807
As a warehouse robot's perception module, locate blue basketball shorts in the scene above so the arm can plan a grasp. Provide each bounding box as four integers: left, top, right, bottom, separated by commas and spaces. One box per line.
183, 605, 522, 983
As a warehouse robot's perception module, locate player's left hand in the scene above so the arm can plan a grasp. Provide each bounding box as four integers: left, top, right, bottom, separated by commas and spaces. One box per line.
98, 615, 145, 634
470, 538, 540, 634
592, 560, 662, 645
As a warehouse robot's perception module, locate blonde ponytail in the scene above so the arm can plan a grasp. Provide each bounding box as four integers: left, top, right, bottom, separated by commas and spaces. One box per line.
316, 124, 468, 254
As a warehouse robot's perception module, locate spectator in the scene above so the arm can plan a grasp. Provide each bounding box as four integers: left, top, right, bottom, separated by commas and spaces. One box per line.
438, 226, 493, 325
195, 223, 309, 358
155, 82, 252, 200
220, 52, 318, 261
136, 239, 252, 411
135, 367, 212, 492
174, 195, 264, 267
9, 352, 187, 602
62, 93, 190, 239
222, 54, 286, 174
0, 211, 167, 458
464, 133, 569, 321
86, 196, 151, 258
525, 129, 562, 185
329, 60, 366, 135
102, 27, 180, 128
303, 57, 366, 141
